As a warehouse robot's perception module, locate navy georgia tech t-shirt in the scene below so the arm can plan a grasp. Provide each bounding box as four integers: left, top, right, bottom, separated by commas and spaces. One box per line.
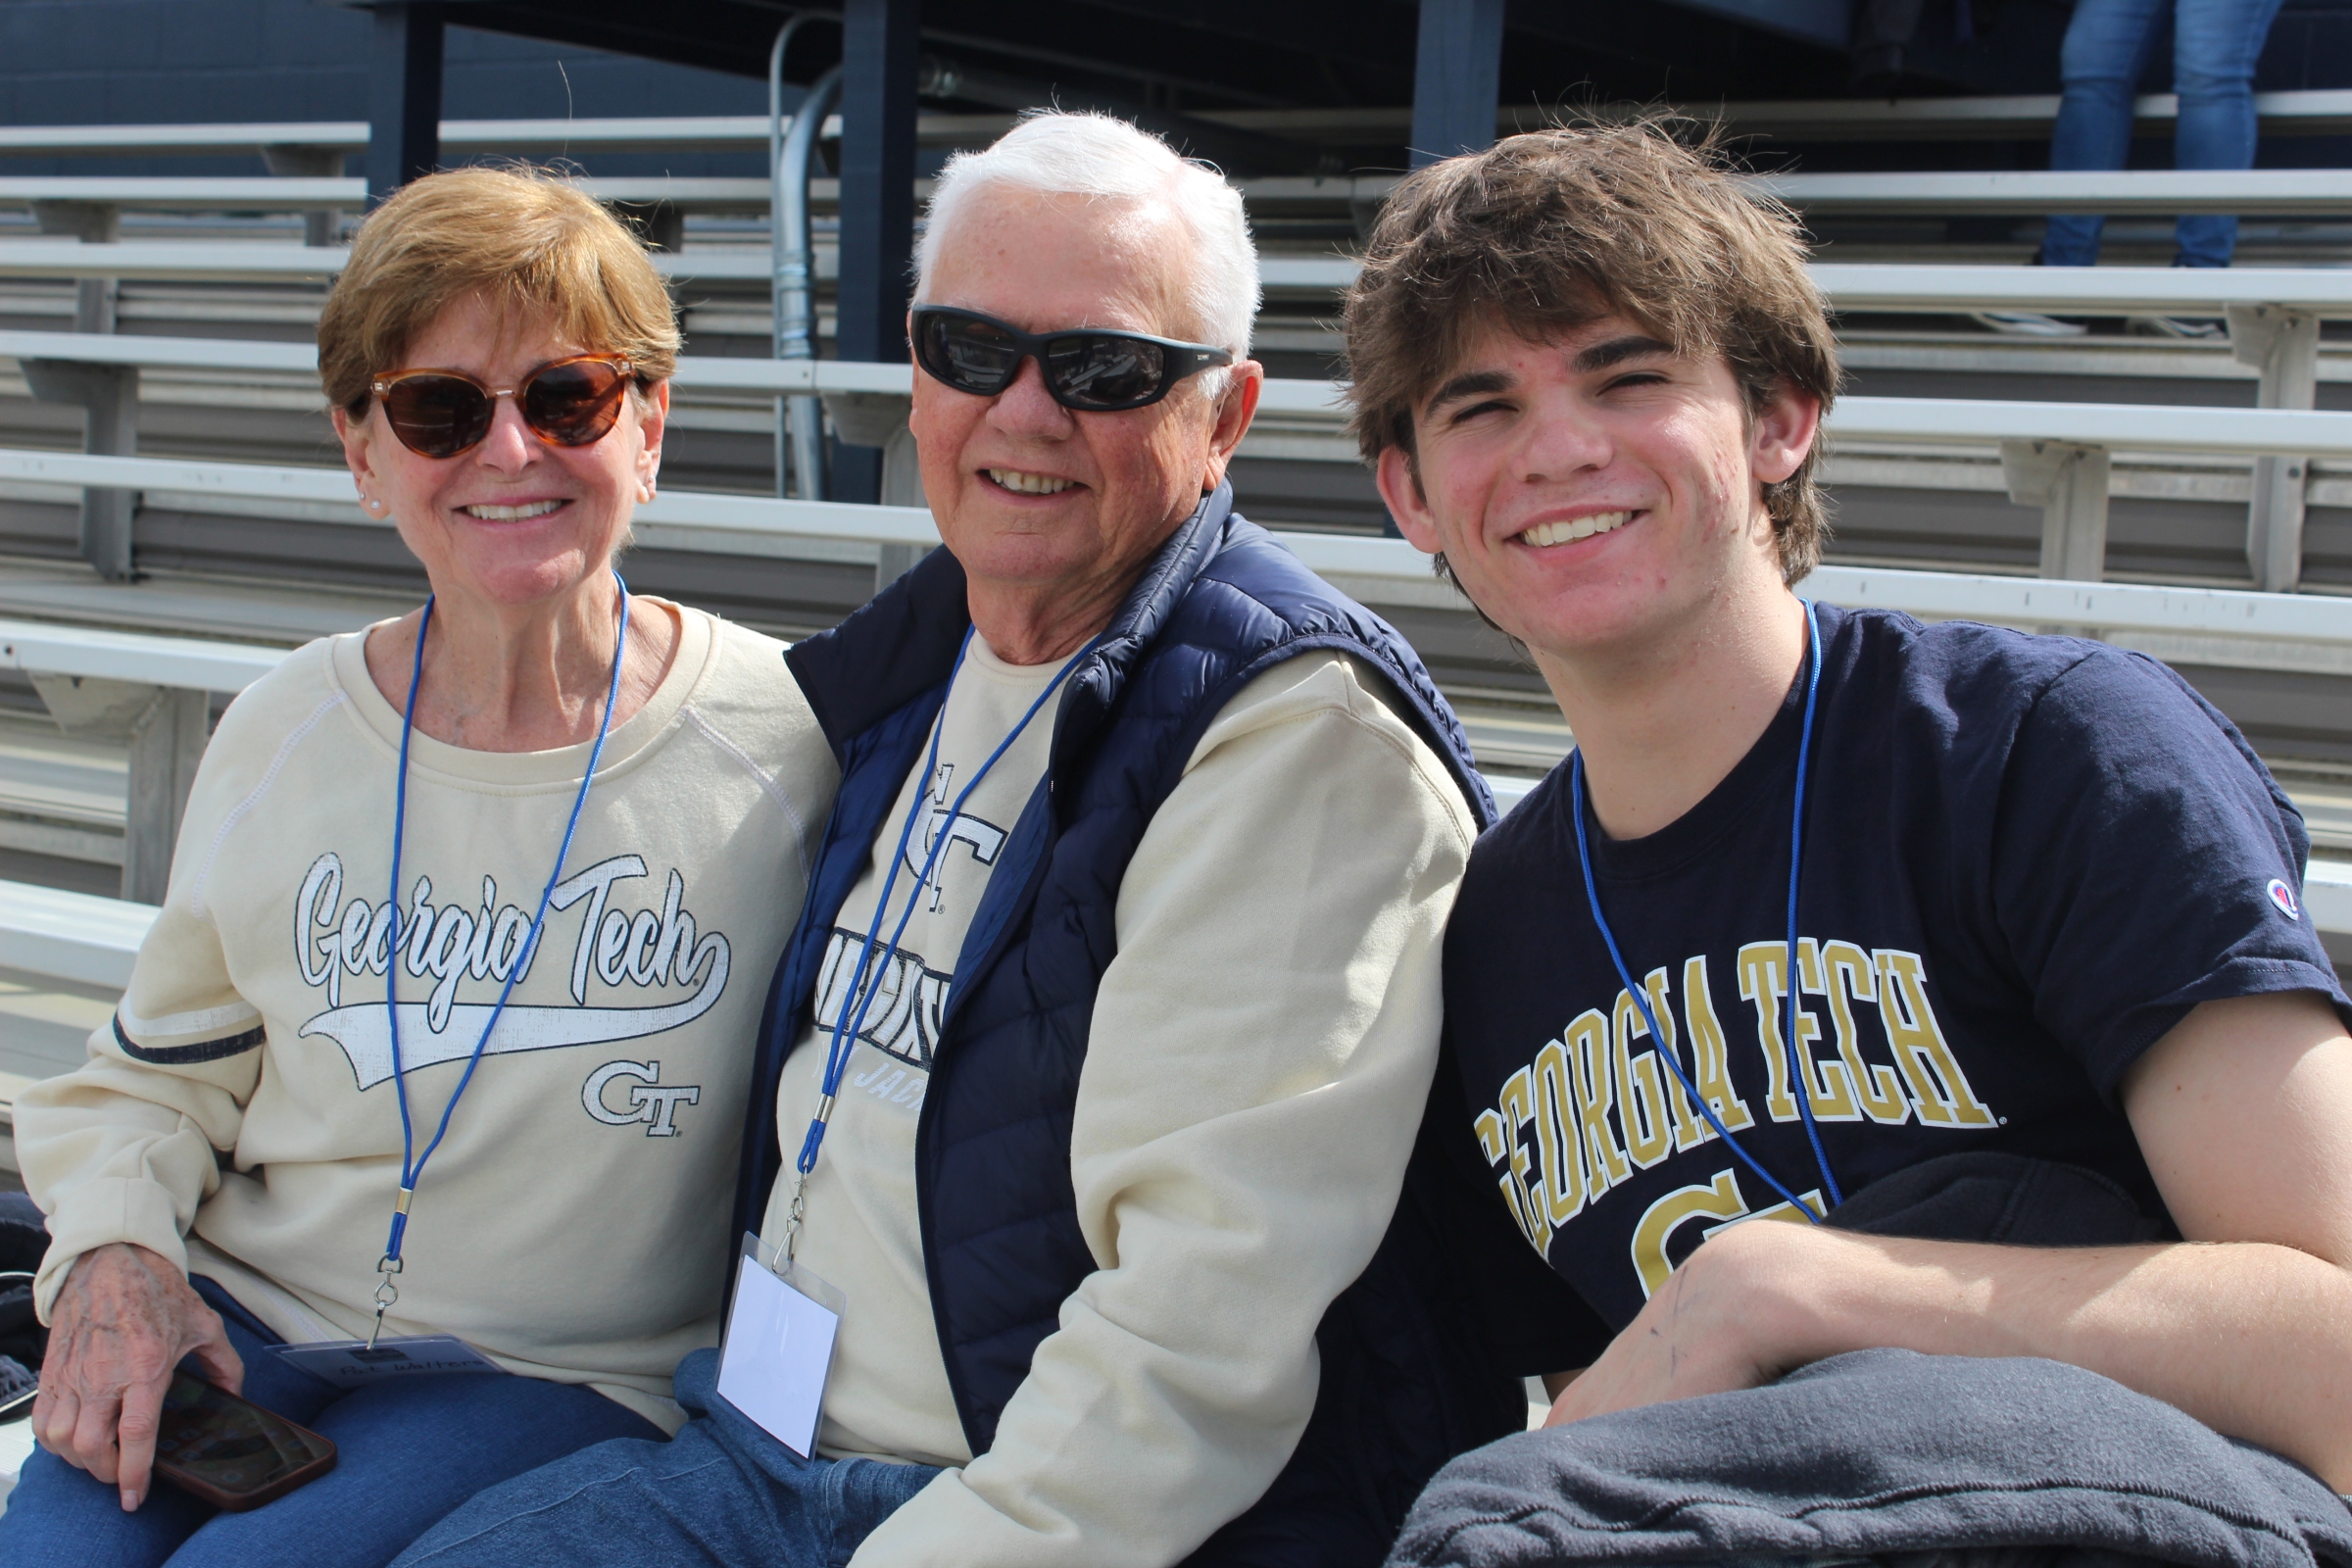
1441, 604, 2350, 1360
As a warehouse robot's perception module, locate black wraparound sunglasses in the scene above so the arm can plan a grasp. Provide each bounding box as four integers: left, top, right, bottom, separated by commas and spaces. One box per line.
910, 306, 1233, 413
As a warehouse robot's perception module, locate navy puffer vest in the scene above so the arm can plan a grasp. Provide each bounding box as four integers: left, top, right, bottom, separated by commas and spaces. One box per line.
734, 486, 1526, 1563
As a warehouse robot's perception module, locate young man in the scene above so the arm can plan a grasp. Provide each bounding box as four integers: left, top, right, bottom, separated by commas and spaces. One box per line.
1347, 122, 2352, 1526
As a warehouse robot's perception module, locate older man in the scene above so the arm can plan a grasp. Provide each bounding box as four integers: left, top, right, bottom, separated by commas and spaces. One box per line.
393, 113, 1521, 1568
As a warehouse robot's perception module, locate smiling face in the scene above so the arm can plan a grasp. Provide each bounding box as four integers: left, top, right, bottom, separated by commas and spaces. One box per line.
1375, 312, 1819, 674
910, 185, 1261, 657
332, 292, 667, 614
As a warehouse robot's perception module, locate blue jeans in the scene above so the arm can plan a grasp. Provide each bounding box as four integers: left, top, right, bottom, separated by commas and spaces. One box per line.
390, 1348, 940, 1568
0, 1276, 662, 1568
2041, 0, 2287, 267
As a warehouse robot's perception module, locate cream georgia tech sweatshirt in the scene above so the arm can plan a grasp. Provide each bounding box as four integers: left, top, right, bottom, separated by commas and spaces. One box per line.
14, 603, 837, 1432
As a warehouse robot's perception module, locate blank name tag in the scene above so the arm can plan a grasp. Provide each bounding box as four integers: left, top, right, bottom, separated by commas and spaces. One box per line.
272, 1335, 504, 1386
715, 1233, 842, 1458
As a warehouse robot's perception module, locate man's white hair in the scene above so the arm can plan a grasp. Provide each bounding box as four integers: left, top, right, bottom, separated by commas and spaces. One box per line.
914, 111, 1261, 368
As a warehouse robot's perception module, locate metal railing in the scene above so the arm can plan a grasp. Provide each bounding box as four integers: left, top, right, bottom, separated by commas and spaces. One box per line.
1702, 88, 2352, 142
0, 114, 1022, 161
11, 441, 2352, 891
8, 316, 2352, 595
13, 447, 2352, 638
0, 240, 773, 284
0, 175, 779, 213
5, 168, 2352, 227
1237, 169, 2352, 221
3, 91, 2350, 164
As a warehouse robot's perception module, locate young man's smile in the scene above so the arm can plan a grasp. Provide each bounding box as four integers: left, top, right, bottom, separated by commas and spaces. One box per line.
1511, 508, 1640, 550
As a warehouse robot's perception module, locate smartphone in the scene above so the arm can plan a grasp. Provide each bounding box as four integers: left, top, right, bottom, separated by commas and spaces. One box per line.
150, 1370, 336, 1511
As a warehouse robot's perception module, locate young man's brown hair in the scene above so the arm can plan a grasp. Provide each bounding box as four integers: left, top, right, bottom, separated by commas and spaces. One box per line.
1344, 120, 1840, 583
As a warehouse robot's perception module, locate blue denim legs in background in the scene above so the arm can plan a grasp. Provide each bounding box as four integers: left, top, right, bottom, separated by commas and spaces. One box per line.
2041, 0, 2287, 267
391, 1348, 942, 1568
0, 1275, 662, 1568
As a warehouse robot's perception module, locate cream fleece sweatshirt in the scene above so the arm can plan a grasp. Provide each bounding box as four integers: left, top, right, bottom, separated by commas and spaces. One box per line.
759, 646, 1480, 1568
14, 604, 836, 1432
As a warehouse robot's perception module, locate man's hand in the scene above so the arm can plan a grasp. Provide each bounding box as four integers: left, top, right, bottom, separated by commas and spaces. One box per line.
34, 1243, 242, 1511
1543, 1219, 1821, 1427
1535, 995, 2352, 1488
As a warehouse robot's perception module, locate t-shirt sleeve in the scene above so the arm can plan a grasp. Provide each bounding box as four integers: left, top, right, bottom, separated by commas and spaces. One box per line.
1988, 649, 2349, 1102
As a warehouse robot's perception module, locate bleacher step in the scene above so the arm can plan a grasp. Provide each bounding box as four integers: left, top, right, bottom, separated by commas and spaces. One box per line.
0, 879, 152, 990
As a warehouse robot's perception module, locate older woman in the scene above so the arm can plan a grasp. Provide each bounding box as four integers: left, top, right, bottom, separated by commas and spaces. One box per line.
0, 168, 836, 1566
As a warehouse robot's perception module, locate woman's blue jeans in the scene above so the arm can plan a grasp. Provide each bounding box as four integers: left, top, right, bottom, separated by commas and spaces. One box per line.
0, 1276, 663, 1568
2042, 0, 2288, 267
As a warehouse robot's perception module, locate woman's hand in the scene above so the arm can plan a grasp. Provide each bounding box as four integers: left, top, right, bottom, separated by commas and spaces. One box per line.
34, 1243, 243, 1511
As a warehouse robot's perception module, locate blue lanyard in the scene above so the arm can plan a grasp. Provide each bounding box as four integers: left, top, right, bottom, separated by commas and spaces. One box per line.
370, 571, 630, 1337
1570, 598, 1842, 1223
778, 626, 1095, 1261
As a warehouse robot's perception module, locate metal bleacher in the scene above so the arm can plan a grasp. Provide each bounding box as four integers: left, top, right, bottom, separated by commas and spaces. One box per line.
0, 87, 2337, 161
9, 96, 2352, 1104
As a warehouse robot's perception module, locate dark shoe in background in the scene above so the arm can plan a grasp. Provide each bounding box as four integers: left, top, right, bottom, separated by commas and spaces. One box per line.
2128, 315, 2227, 339
1973, 311, 2089, 337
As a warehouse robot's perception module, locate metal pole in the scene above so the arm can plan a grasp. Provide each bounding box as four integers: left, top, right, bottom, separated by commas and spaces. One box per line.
122, 688, 208, 905
2002, 437, 2113, 635
1408, 0, 1506, 169
367, 4, 445, 204
22, 359, 138, 581
771, 15, 840, 502
2228, 304, 2319, 593
835, 0, 922, 508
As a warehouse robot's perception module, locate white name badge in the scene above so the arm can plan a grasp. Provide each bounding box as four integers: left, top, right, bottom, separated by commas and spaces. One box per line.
715, 1232, 843, 1458
272, 1334, 505, 1386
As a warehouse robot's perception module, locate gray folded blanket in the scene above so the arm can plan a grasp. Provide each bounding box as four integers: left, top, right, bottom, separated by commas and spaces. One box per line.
1388, 1348, 2352, 1568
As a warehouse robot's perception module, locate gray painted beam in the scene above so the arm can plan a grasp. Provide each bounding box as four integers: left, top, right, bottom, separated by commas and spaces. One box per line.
834, 0, 920, 507
368, 4, 445, 202
1409, 0, 1506, 168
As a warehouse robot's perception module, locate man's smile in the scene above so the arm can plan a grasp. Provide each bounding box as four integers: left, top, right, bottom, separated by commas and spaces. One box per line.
1514, 510, 1638, 548
986, 467, 1079, 496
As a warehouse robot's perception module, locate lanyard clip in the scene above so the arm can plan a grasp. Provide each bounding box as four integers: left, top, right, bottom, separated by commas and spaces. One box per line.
368, 1252, 404, 1349
781, 1170, 811, 1263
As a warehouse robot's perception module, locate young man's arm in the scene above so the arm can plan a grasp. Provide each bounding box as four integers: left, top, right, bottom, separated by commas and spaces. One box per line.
1544, 989, 2352, 1489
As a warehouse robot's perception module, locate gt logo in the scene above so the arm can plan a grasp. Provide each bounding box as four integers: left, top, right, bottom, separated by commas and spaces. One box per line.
582, 1058, 702, 1137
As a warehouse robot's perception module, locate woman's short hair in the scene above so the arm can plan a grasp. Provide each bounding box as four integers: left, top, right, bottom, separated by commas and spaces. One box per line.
318, 166, 681, 418
915, 111, 1261, 373
1344, 121, 1841, 584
